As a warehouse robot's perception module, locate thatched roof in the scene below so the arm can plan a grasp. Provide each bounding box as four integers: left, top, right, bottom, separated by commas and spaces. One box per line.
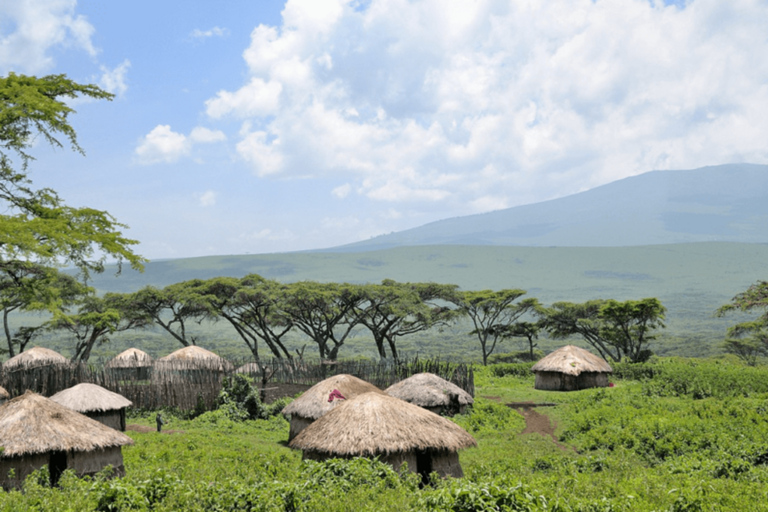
105, 348, 153, 369
3, 346, 70, 371
385, 373, 474, 408
50, 383, 132, 413
289, 392, 477, 456
0, 387, 8, 400
0, 391, 134, 457
156, 346, 233, 371
282, 374, 384, 420
531, 345, 613, 376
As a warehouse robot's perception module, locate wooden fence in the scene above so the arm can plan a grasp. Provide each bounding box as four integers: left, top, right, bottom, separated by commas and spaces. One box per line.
0, 357, 474, 412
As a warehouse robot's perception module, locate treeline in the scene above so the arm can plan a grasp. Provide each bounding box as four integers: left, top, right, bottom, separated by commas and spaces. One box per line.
3, 267, 678, 364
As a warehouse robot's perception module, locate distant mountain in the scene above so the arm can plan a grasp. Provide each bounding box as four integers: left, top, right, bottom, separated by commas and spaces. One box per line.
329, 163, 768, 251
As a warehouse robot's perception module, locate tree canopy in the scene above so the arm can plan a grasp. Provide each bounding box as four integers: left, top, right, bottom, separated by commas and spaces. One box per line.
542, 298, 666, 362
0, 73, 145, 277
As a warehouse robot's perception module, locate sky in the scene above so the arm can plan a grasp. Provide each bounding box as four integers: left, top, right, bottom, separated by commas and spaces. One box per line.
1, 0, 766, 260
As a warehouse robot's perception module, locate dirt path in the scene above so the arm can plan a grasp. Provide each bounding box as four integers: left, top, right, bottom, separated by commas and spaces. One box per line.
126, 424, 185, 435
513, 405, 572, 451
483, 397, 572, 451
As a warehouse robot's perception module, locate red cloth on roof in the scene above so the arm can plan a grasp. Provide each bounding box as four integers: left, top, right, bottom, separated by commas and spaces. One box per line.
328, 389, 346, 402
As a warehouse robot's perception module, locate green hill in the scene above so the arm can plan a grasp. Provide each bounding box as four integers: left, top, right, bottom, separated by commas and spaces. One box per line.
79, 242, 767, 359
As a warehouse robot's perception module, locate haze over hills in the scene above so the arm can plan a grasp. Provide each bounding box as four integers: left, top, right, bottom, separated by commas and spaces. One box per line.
329, 164, 768, 252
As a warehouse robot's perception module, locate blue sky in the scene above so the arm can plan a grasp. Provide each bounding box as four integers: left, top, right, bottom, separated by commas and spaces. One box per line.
1, 0, 766, 260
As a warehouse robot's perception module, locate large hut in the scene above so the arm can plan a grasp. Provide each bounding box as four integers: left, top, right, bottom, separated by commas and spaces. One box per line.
155, 346, 233, 372
105, 348, 153, 380
290, 392, 477, 481
385, 373, 474, 416
281, 374, 385, 441
0, 391, 134, 489
2, 346, 69, 372
50, 383, 133, 431
531, 345, 613, 391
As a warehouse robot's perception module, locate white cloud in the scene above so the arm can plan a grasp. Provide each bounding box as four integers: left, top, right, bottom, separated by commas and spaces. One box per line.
0, 0, 96, 74
190, 127, 226, 143
198, 190, 217, 207
332, 183, 352, 199
135, 125, 189, 164
136, 125, 226, 165
190, 26, 229, 40
99, 59, 131, 97
199, 0, 768, 215
205, 78, 282, 119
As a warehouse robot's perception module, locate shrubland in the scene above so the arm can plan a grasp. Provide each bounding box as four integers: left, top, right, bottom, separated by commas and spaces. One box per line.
2, 359, 768, 510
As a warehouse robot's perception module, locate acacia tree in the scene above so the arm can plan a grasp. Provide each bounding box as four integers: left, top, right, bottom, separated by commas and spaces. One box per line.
449, 289, 538, 365
542, 298, 666, 362
51, 293, 150, 363
128, 284, 209, 347
0, 73, 145, 277
0, 261, 86, 357
178, 276, 293, 360
278, 281, 364, 360
716, 281, 768, 364
354, 280, 459, 362
498, 320, 542, 361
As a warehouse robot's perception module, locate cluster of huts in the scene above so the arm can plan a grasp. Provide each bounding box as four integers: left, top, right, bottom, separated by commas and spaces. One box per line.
0, 343, 613, 489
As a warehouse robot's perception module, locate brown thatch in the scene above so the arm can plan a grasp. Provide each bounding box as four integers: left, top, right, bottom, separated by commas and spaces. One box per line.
156, 346, 233, 371
0, 391, 133, 457
105, 348, 153, 369
385, 372, 473, 414
289, 392, 477, 456
281, 374, 384, 421
50, 383, 132, 413
0, 387, 8, 400
3, 346, 69, 371
531, 345, 613, 376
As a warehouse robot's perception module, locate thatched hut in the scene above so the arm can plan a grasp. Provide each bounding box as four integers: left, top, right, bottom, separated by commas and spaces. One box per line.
2, 346, 69, 372
385, 372, 474, 416
281, 374, 385, 441
0, 387, 8, 406
50, 383, 133, 431
0, 391, 134, 488
155, 346, 233, 372
531, 345, 613, 391
290, 392, 477, 481
105, 348, 153, 380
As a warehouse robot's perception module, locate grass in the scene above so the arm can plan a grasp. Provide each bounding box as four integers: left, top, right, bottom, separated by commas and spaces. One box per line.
6, 358, 768, 509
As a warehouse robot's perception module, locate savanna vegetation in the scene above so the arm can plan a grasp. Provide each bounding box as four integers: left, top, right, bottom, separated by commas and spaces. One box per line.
3, 360, 768, 510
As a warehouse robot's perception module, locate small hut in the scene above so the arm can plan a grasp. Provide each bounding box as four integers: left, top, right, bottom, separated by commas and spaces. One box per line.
290, 392, 477, 481
50, 383, 133, 431
385, 372, 474, 416
3, 346, 69, 372
0, 387, 8, 406
155, 346, 233, 372
105, 348, 153, 380
531, 345, 613, 391
0, 391, 134, 489
281, 374, 385, 441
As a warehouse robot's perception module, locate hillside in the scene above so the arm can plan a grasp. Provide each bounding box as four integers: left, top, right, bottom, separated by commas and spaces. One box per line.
331, 163, 768, 251
81, 242, 767, 359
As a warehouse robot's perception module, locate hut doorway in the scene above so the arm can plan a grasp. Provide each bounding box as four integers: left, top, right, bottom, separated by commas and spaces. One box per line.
416, 450, 432, 485
49, 451, 67, 486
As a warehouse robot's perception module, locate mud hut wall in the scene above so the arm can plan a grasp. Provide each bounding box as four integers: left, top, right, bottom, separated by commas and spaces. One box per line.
87, 410, 125, 431
288, 416, 314, 442
534, 371, 609, 391
69, 447, 125, 477
431, 450, 463, 478
0, 452, 49, 490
